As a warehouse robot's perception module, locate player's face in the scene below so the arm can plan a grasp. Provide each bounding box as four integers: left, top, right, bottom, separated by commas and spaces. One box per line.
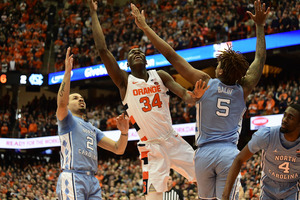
127, 48, 146, 69
280, 107, 300, 133
68, 93, 86, 114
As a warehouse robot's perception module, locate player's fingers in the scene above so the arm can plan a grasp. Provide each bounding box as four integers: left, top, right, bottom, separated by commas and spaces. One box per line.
258, 0, 261, 12
204, 85, 210, 92
201, 81, 207, 89
262, 3, 266, 12
254, 1, 257, 12
265, 6, 270, 15
246, 11, 254, 20
66, 47, 70, 58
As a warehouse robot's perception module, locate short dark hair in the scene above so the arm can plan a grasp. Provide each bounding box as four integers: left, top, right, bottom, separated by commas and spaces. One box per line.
289, 103, 300, 113
217, 47, 249, 85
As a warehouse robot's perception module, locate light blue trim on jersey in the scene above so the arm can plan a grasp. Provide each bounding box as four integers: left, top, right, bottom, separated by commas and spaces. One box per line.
59, 132, 72, 169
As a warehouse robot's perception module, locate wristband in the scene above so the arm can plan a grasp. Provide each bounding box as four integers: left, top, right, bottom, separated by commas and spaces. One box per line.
121, 133, 128, 136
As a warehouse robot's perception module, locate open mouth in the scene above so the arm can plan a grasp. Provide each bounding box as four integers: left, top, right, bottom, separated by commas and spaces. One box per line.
79, 103, 85, 107
134, 55, 142, 60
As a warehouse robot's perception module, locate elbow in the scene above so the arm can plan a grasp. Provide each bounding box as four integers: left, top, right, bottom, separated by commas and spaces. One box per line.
115, 149, 125, 155
114, 143, 127, 155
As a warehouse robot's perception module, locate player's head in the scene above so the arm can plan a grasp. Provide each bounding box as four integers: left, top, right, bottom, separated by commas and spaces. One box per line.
216, 47, 249, 85
68, 93, 86, 115
280, 104, 300, 134
127, 48, 147, 70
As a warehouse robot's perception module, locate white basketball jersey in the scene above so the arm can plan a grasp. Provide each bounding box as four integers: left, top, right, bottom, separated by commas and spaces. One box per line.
123, 70, 173, 141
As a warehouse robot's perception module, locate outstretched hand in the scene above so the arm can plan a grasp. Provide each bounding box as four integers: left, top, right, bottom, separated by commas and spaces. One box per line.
130, 3, 148, 30
65, 47, 73, 73
116, 113, 130, 134
246, 0, 270, 26
188, 79, 210, 99
88, 0, 97, 12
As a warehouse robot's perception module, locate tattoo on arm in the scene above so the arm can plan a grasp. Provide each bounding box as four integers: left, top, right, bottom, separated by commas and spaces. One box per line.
59, 82, 65, 97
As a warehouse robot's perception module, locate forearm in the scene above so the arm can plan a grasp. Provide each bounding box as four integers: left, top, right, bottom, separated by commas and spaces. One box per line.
142, 26, 176, 58
248, 25, 266, 82
114, 133, 128, 155
91, 11, 108, 52
222, 159, 243, 199
57, 71, 71, 107
255, 25, 266, 61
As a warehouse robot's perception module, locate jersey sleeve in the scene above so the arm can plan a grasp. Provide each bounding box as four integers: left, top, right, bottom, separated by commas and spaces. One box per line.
95, 128, 105, 143
57, 110, 75, 135
248, 127, 271, 154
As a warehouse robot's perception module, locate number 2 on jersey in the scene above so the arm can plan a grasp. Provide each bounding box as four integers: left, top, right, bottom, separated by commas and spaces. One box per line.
140, 93, 162, 112
86, 136, 94, 150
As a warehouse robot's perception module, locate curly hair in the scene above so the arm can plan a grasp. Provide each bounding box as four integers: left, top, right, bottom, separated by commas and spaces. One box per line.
217, 47, 249, 85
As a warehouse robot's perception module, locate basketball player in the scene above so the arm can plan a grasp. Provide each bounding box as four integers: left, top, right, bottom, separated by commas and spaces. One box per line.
131, 0, 269, 199
88, 1, 209, 199
56, 47, 130, 199
223, 104, 300, 200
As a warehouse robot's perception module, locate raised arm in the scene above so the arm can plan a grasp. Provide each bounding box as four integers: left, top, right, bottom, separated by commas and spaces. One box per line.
157, 70, 209, 104
222, 145, 254, 200
242, 0, 270, 99
88, 0, 128, 98
98, 113, 129, 155
56, 47, 73, 121
131, 4, 210, 85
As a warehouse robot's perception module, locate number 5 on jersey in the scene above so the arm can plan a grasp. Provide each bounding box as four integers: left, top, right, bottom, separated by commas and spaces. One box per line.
140, 93, 162, 112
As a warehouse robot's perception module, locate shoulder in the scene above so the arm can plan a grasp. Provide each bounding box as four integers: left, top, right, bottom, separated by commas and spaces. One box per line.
157, 70, 173, 81
57, 110, 73, 124
254, 126, 272, 138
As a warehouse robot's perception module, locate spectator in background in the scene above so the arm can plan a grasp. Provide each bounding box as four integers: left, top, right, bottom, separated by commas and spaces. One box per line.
257, 95, 265, 115
1, 122, 8, 138
265, 91, 275, 115
248, 98, 258, 117
28, 119, 38, 138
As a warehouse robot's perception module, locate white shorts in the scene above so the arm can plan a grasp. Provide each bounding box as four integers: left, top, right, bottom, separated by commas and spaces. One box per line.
138, 133, 196, 194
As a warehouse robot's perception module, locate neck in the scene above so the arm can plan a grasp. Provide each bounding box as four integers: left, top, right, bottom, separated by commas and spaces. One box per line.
283, 130, 300, 142
131, 69, 148, 81
72, 112, 84, 119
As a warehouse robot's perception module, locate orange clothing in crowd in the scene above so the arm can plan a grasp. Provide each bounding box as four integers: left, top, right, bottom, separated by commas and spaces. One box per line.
248, 103, 258, 115
265, 98, 275, 115
1, 125, 8, 137
106, 117, 117, 130
20, 126, 28, 137
257, 99, 265, 113
28, 122, 37, 133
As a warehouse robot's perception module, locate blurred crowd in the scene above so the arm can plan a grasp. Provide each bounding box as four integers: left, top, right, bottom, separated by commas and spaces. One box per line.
0, 0, 54, 73
52, 0, 300, 71
0, 154, 262, 200
0, 77, 300, 138
0, 0, 299, 73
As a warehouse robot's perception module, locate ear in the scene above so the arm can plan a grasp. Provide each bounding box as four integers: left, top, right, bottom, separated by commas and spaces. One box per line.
218, 68, 223, 76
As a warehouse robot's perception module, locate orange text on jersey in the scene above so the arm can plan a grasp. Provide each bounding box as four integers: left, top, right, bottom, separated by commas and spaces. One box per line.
133, 85, 161, 96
